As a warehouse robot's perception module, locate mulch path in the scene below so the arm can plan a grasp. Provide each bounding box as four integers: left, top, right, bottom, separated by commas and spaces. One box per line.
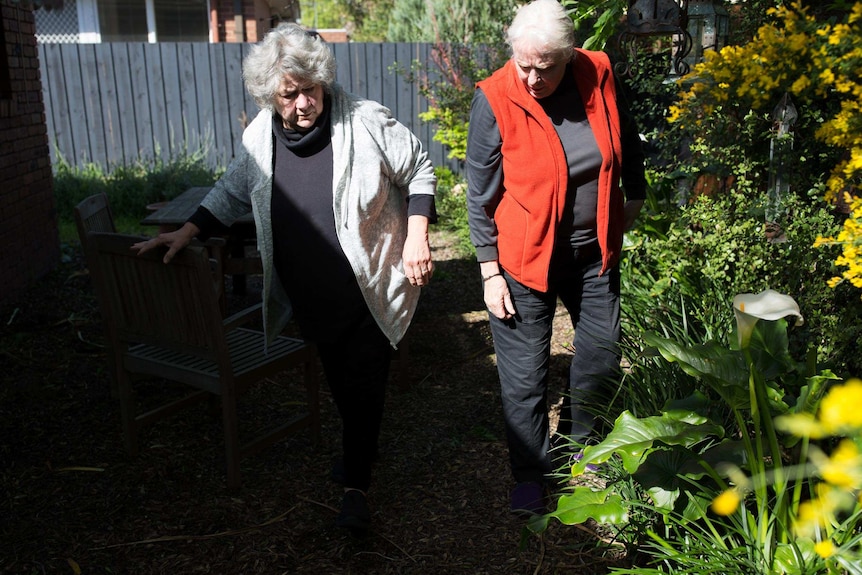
0, 230, 627, 574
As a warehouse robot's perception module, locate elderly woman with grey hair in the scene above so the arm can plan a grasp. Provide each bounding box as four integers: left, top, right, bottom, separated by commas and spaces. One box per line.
134, 23, 437, 533
466, 0, 646, 515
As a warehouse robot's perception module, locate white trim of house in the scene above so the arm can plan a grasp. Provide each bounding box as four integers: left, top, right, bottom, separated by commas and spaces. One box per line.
145, 1, 157, 42
77, 0, 99, 43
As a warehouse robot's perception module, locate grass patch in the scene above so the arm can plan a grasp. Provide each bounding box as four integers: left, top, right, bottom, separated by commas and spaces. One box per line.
54, 149, 223, 239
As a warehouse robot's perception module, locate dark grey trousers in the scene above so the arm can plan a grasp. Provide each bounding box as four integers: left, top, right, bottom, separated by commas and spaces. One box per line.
488, 253, 621, 484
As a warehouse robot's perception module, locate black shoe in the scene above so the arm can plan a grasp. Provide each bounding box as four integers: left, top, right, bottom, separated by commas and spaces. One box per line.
335, 489, 371, 533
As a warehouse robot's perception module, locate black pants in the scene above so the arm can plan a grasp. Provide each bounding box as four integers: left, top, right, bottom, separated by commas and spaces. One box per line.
488, 249, 621, 484
316, 311, 392, 492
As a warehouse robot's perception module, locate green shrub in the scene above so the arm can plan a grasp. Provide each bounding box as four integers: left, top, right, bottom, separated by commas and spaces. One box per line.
53, 150, 221, 225
666, 2, 862, 307
623, 177, 861, 378
433, 166, 474, 257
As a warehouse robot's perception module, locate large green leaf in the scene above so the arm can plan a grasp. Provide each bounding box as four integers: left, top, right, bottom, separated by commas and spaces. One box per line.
560, 0, 626, 51
527, 486, 627, 533
697, 438, 751, 470
794, 371, 839, 415
772, 538, 817, 575
572, 411, 725, 475
635, 450, 684, 513
633, 445, 714, 513
779, 371, 840, 448
664, 390, 712, 416
632, 438, 755, 518
745, 318, 796, 381
643, 332, 751, 409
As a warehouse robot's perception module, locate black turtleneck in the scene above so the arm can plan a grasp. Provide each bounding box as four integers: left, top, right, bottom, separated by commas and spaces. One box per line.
271, 101, 367, 342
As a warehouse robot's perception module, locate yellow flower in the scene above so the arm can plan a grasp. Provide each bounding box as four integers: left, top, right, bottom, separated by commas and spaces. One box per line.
820, 379, 862, 434
795, 486, 837, 537
711, 489, 740, 516
815, 540, 835, 558
791, 75, 811, 94
775, 412, 828, 439
820, 439, 862, 489
795, 481, 858, 538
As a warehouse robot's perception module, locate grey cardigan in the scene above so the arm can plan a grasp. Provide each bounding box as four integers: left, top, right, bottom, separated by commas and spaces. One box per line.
200, 83, 436, 347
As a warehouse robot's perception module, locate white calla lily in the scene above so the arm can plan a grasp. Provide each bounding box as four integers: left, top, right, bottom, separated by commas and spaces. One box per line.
733, 289, 804, 348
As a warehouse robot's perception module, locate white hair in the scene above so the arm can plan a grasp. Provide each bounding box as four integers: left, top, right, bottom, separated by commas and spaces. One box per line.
506, 0, 575, 60
242, 23, 337, 111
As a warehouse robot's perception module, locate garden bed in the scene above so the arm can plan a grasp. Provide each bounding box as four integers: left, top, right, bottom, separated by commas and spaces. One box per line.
0, 230, 623, 574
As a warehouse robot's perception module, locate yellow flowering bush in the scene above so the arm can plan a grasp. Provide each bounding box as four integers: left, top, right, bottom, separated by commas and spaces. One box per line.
712, 378, 862, 571
817, 378, 862, 434
815, 192, 862, 294
780, 379, 862, 570
669, 1, 862, 299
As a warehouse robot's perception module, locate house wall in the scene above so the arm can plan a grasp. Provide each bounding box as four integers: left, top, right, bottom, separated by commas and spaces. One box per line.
214, 0, 247, 42
316, 28, 349, 42
211, 0, 271, 43
0, 1, 59, 303
33, 0, 288, 44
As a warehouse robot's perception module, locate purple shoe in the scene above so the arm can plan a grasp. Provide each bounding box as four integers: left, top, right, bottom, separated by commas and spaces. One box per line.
572, 452, 600, 473
510, 481, 546, 515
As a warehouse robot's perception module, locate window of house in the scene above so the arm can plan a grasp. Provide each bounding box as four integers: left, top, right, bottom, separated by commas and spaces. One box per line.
97, 0, 148, 42
153, 0, 209, 42
96, 0, 209, 42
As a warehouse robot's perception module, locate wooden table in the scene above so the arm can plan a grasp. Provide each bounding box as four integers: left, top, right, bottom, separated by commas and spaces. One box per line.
141, 187, 255, 228
141, 187, 259, 294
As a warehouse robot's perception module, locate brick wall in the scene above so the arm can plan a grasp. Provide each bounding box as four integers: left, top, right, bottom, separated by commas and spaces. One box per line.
316, 29, 349, 43
0, 1, 59, 303
211, 0, 327, 44
213, 0, 264, 43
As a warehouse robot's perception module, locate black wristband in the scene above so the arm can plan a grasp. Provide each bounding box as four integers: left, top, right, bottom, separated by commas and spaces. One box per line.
482, 272, 502, 282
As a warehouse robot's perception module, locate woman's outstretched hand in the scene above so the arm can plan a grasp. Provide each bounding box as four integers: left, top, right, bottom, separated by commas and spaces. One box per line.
131, 222, 199, 264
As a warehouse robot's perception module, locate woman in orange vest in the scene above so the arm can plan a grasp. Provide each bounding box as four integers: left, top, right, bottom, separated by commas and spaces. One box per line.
466, 0, 646, 515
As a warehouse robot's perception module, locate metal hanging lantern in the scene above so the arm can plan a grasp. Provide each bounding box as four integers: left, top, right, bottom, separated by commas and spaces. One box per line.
616, 0, 693, 76
683, 0, 730, 70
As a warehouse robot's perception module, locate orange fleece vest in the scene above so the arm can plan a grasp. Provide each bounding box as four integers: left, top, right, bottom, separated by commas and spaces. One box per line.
477, 49, 625, 292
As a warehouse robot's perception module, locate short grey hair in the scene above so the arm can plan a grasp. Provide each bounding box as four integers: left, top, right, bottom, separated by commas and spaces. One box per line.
506, 0, 575, 62
243, 23, 337, 111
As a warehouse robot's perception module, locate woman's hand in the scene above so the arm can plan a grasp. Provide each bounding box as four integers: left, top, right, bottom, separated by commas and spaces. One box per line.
131, 222, 199, 264
480, 262, 515, 320
402, 215, 433, 287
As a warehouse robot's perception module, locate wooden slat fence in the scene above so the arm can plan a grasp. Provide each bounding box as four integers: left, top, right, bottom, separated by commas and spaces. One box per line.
37, 42, 462, 174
